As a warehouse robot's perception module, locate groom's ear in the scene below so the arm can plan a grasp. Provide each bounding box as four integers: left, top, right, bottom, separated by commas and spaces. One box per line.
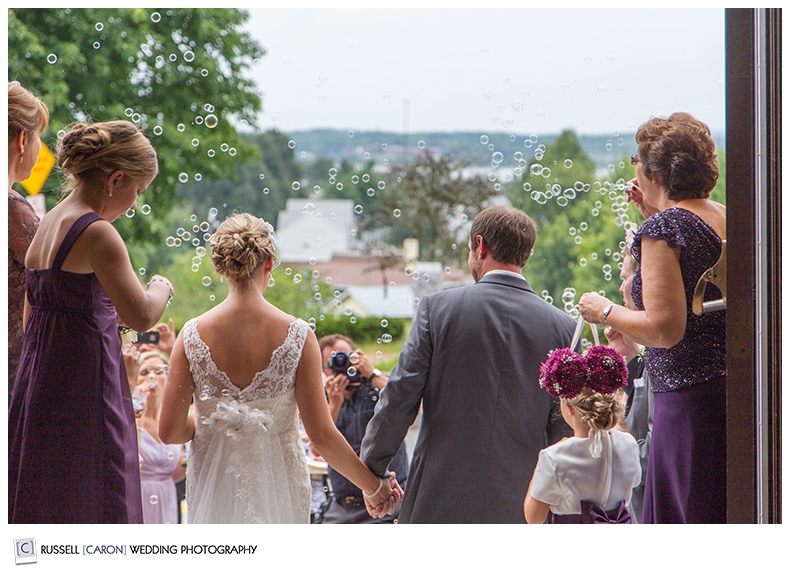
475, 234, 488, 259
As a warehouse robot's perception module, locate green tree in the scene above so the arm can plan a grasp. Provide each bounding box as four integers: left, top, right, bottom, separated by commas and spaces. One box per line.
370, 148, 500, 267
8, 7, 264, 245
509, 130, 641, 307
178, 130, 305, 227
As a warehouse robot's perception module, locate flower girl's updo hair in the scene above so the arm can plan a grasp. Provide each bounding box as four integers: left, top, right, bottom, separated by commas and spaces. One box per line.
210, 213, 280, 282
564, 389, 623, 432
57, 120, 158, 194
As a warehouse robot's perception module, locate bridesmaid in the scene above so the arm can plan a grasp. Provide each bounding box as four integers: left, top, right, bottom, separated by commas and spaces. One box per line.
9, 120, 174, 523
7, 81, 49, 397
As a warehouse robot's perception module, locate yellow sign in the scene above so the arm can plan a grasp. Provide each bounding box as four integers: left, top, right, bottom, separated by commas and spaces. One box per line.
20, 143, 55, 196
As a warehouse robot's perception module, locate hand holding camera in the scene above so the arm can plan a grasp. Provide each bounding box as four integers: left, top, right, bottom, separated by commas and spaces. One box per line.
326, 351, 362, 383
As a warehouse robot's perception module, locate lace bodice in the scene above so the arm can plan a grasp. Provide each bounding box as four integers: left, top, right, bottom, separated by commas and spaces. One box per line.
182, 317, 311, 523
184, 317, 308, 404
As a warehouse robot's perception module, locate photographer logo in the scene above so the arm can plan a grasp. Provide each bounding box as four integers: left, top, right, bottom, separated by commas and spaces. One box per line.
14, 538, 37, 564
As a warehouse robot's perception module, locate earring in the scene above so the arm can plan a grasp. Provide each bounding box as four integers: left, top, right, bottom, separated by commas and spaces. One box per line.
19, 154, 23, 164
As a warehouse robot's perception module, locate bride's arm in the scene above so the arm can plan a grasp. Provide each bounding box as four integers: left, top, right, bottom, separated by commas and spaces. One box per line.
296, 329, 401, 511
159, 331, 195, 445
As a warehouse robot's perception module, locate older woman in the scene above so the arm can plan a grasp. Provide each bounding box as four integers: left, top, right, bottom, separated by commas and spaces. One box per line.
8, 82, 49, 396
579, 112, 726, 523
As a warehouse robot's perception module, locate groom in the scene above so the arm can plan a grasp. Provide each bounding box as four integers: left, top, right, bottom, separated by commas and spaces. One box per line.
361, 205, 576, 523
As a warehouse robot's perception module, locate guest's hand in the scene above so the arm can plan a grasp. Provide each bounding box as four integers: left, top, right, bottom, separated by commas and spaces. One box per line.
123, 344, 141, 384
137, 318, 176, 355
625, 178, 657, 220
579, 292, 612, 325
152, 318, 176, 355
604, 326, 641, 363
352, 349, 373, 378
325, 373, 349, 406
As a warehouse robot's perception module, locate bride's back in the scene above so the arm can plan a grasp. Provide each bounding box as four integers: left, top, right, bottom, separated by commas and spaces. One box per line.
192, 298, 296, 390
194, 212, 298, 391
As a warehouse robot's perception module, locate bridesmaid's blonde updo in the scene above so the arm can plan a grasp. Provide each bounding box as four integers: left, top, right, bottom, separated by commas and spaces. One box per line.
57, 120, 158, 194
210, 213, 280, 282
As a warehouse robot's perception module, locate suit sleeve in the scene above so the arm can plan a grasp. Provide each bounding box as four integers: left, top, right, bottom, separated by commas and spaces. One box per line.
360, 295, 433, 476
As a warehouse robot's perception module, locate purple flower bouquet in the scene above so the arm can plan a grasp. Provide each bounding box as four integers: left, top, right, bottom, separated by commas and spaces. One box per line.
539, 345, 628, 399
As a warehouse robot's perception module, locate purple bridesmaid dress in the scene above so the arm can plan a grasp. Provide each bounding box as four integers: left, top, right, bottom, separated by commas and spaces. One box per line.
9, 212, 143, 523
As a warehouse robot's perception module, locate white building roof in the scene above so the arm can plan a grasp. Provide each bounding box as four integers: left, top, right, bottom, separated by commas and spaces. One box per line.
275, 199, 359, 263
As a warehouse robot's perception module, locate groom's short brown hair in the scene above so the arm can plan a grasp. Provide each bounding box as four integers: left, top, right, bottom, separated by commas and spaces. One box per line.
470, 206, 537, 267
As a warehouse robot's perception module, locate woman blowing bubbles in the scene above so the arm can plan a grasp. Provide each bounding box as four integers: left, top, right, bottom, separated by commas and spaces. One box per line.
9, 120, 174, 523
579, 112, 726, 523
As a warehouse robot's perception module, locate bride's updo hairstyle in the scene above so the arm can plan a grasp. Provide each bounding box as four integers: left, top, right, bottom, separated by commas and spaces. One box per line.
210, 213, 280, 282
57, 120, 158, 195
563, 389, 623, 433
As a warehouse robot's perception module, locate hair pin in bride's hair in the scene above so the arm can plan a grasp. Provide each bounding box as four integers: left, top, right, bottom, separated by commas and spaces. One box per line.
261, 218, 281, 269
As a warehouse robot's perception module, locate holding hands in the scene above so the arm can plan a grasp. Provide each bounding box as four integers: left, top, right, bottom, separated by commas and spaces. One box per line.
364, 472, 404, 519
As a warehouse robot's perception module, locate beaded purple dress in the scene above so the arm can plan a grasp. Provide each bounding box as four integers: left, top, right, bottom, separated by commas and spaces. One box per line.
631, 207, 726, 524
8, 212, 143, 523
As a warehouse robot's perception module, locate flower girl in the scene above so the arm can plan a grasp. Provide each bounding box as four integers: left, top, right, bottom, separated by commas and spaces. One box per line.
524, 329, 641, 524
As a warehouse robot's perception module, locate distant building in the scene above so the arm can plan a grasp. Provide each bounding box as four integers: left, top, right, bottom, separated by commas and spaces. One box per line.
276, 198, 360, 264
275, 198, 470, 319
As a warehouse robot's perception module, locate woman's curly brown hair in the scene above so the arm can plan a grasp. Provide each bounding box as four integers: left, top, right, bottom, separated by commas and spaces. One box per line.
635, 112, 719, 200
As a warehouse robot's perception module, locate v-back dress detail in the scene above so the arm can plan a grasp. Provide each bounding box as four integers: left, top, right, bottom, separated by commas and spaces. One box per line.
183, 317, 311, 523
8, 212, 143, 523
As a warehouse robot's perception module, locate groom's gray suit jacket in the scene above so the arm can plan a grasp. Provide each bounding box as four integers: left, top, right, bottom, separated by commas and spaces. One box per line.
361, 272, 576, 523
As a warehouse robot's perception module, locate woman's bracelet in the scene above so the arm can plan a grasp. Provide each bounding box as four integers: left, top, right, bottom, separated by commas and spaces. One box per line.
147, 276, 174, 301
363, 476, 384, 500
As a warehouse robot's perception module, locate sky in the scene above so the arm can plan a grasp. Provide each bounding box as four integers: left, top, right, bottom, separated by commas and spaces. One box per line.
243, 7, 726, 136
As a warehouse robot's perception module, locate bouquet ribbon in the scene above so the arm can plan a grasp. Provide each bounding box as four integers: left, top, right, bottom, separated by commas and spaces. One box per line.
570, 314, 600, 351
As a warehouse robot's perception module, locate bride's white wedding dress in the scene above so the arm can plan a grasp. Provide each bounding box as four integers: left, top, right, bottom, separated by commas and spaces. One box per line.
183, 317, 311, 523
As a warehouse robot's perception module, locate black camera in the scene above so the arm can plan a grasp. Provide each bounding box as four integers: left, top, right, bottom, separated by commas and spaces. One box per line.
327, 351, 361, 383
135, 330, 161, 345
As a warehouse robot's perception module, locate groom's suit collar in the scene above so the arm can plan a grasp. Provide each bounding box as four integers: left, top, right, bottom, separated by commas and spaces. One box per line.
478, 270, 535, 294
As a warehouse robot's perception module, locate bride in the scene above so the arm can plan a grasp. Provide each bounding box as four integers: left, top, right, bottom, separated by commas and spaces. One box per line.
159, 213, 401, 523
